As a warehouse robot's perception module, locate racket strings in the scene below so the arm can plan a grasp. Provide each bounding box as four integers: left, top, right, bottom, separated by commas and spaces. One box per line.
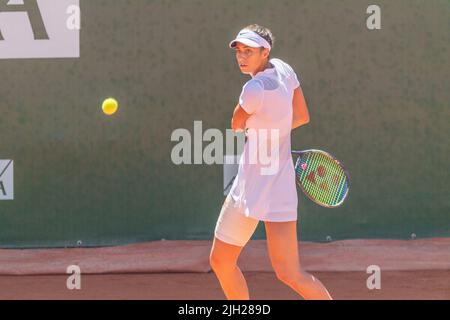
295, 152, 348, 206
308, 153, 346, 204
302, 154, 339, 204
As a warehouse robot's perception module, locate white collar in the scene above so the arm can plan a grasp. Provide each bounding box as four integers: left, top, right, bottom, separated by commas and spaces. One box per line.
252, 61, 275, 78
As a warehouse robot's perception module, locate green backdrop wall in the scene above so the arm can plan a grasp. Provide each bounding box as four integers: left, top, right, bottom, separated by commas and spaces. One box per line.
0, 0, 449, 248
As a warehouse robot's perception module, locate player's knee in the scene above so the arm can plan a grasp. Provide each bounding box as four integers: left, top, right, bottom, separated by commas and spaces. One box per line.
275, 267, 306, 287
209, 253, 235, 274
275, 268, 295, 286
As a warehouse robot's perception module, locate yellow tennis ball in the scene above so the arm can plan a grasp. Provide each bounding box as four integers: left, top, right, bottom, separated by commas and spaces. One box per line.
102, 98, 118, 115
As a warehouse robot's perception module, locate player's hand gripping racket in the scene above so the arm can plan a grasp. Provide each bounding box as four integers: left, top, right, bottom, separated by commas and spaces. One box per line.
291, 149, 350, 208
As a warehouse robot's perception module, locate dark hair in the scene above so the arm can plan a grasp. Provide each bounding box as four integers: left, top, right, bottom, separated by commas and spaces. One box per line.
244, 24, 275, 49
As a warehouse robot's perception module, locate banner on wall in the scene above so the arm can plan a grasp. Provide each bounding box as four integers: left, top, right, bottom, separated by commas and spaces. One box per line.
0, 160, 13, 200
0, 0, 80, 59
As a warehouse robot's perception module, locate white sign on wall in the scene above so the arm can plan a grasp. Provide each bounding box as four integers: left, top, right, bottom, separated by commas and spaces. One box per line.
0, 0, 80, 59
0, 160, 14, 200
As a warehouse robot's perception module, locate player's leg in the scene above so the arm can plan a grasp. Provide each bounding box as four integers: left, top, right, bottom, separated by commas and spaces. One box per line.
264, 220, 332, 300
210, 237, 249, 300
210, 196, 259, 300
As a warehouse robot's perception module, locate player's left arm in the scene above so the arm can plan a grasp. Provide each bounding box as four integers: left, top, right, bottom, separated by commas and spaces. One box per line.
231, 103, 251, 132
292, 86, 310, 129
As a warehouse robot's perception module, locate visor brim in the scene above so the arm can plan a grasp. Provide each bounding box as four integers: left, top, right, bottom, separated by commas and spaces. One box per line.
229, 38, 263, 49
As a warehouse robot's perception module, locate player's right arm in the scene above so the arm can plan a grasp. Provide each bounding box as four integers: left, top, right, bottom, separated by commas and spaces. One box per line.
231, 103, 251, 132
232, 80, 263, 132
292, 86, 310, 129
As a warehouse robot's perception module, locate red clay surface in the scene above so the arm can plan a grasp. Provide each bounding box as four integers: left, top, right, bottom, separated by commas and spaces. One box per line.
0, 238, 449, 300
1, 239, 450, 275
0, 271, 449, 300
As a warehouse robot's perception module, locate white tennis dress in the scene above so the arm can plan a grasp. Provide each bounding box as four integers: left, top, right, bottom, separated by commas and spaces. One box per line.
229, 58, 301, 222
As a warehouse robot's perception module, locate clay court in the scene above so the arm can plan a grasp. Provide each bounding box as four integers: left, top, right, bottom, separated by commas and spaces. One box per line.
1, 239, 448, 300
1, 0, 449, 302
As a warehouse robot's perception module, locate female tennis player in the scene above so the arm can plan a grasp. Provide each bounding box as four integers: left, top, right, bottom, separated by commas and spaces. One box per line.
210, 24, 332, 300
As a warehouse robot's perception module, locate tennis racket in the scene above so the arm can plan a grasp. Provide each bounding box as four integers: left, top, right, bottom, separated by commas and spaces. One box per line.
291, 149, 350, 208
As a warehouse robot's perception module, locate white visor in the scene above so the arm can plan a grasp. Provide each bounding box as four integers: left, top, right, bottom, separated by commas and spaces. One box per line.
229, 29, 271, 50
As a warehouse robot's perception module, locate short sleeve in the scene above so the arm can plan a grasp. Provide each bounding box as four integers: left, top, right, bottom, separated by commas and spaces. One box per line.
284, 63, 300, 90
238, 80, 264, 114
290, 71, 300, 90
